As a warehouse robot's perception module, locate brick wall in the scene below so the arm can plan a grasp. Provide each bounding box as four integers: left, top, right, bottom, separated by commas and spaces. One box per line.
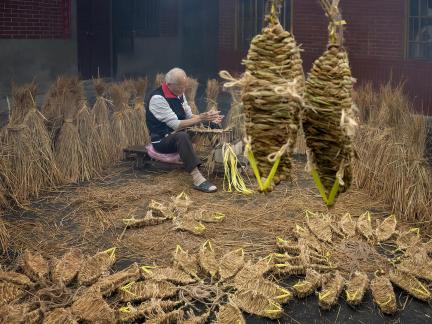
0, 0, 71, 39
219, 0, 432, 114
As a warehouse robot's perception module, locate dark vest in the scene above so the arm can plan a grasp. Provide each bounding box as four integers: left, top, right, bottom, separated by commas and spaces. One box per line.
145, 86, 187, 142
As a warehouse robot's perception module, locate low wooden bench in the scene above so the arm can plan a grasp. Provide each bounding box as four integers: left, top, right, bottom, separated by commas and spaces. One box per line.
123, 145, 184, 170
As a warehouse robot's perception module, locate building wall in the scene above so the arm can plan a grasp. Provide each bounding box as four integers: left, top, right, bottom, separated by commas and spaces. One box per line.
218, 0, 432, 114
0, 0, 78, 98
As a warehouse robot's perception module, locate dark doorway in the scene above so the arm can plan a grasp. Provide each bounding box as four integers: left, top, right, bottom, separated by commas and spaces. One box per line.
181, 0, 220, 79
77, 0, 113, 79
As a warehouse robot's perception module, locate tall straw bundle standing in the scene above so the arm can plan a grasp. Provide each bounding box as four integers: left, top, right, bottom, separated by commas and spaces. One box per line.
302, 0, 356, 201
225, 89, 246, 141
206, 79, 220, 112
2, 83, 57, 202
133, 77, 150, 145
54, 90, 88, 183
122, 80, 141, 145
76, 103, 105, 177
92, 78, 114, 165
110, 83, 131, 160
221, 0, 304, 190
185, 77, 199, 115
154, 73, 166, 89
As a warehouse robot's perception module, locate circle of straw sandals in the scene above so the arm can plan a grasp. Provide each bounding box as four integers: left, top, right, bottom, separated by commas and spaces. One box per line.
1, 209, 431, 322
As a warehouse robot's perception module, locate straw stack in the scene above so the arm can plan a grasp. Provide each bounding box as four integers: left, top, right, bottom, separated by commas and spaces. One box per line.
154, 73, 166, 89
54, 85, 88, 183
133, 77, 150, 145
110, 83, 131, 160
206, 79, 219, 112
92, 78, 114, 165
303, 0, 356, 198
185, 77, 199, 115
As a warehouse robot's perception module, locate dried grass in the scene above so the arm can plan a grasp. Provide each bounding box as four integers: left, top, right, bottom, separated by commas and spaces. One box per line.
174, 217, 206, 236
110, 83, 131, 160
178, 309, 210, 324
206, 79, 219, 112
353, 81, 432, 228
173, 245, 200, 279
0, 303, 42, 323
356, 211, 373, 240
338, 213, 356, 237
185, 77, 199, 115
396, 228, 421, 250
199, 241, 219, 278
146, 309, 184, 324
118, 299, 182, 323
306, 211, 332, 243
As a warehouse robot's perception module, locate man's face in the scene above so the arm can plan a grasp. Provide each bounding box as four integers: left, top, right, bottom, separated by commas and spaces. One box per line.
168, 76, 187, 96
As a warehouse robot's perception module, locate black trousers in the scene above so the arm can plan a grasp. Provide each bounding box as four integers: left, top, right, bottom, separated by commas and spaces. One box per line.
153, 131, 201, 173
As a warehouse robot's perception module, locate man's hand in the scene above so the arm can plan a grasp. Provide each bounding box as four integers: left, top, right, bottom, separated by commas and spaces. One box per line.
199, 110, 223, 123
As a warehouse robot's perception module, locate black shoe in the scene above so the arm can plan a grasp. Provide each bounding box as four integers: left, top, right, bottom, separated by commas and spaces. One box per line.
193, 181, 217, 193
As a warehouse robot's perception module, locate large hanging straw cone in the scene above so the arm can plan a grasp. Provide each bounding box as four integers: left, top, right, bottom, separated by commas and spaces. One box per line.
219, 248, 245, 280
303, 0, 356, 198
76, 103, 106, 177
140, 266, 196, 285
345, 271, 369, 306
90, 263, 141, 296
0, 281, 26, 306
51, 249, 83, 286
306, 211, 332, 243
206, 79, 220, 112
118, 280, 177, 303
389, 269, 431, 301
318, 271, 344, 310
71, 290, 115, 323
214, 301, 246, 324
21, 250, 49, 282
0, 271, 32, 287
78, 248, 116, 286
173, 245, 200, 279
199, 241, 219, 278
232, 289, 283, 319
370, 275, 397, 314
185, 77, 199, 115
375, 215, 397, 242
338, 213, 356, 237
154, 73, 166, 89
292, 268, 322, 298
118, 300, 182, 323
43, 308, 77, 324
356, 211, 373, 240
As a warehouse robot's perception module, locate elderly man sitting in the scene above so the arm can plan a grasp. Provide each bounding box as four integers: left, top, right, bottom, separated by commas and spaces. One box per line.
145, 68, 223, 193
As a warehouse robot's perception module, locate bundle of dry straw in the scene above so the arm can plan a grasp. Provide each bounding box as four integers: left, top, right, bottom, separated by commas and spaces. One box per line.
353, 81, 431, 226
133, 77, 150, 145
110, 83, 132, 160
92, 78, 114, 165
206, 79, 219, 112
185, 77, 199, 115
154, 73, 166, 89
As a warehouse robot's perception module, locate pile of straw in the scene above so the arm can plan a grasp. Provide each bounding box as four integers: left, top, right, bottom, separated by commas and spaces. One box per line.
353, 81, 431, 227
185, 77, 199, 115
92, 78, 114, 165
54, 88, 88, 183
303, 0, 356, 198
205, 79, 220, 112
110, 83, 132, 160
133, 77, 150, 145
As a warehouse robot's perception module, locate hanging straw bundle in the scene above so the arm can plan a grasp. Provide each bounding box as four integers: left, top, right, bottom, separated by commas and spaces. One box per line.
133, 77, 150, 145
92, 78, 113, 165
118, 280, 177, 303
185, 77, 199, 115
220, 0, 304, 191
370, 275, 397, 314
76, 103, 105, 178
110, 83, 131, 160
225, 89, 246, 141
206, 79, 220, 112
54, 90, 88, 183
303, 0, 357, 204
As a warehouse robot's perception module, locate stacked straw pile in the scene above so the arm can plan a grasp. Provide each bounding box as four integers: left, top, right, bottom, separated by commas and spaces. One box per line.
133, 77, 150, 145
110, 83, 132, 160
92, 78, 114, 165
206, 79, 220, 112
302, 0, 356, 197
221, 0, 304, 188
2, 83, 59, 202
54, 81, 89, 183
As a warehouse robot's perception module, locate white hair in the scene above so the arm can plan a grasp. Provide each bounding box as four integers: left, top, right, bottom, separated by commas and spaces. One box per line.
165, 67, 187, 85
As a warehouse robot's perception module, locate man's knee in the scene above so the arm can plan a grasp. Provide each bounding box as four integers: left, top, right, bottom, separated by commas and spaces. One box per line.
175, 131, 191, 143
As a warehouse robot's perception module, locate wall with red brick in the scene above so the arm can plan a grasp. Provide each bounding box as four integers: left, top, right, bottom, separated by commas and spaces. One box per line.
0, 0, 71, 39
219, 0, 432, 114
